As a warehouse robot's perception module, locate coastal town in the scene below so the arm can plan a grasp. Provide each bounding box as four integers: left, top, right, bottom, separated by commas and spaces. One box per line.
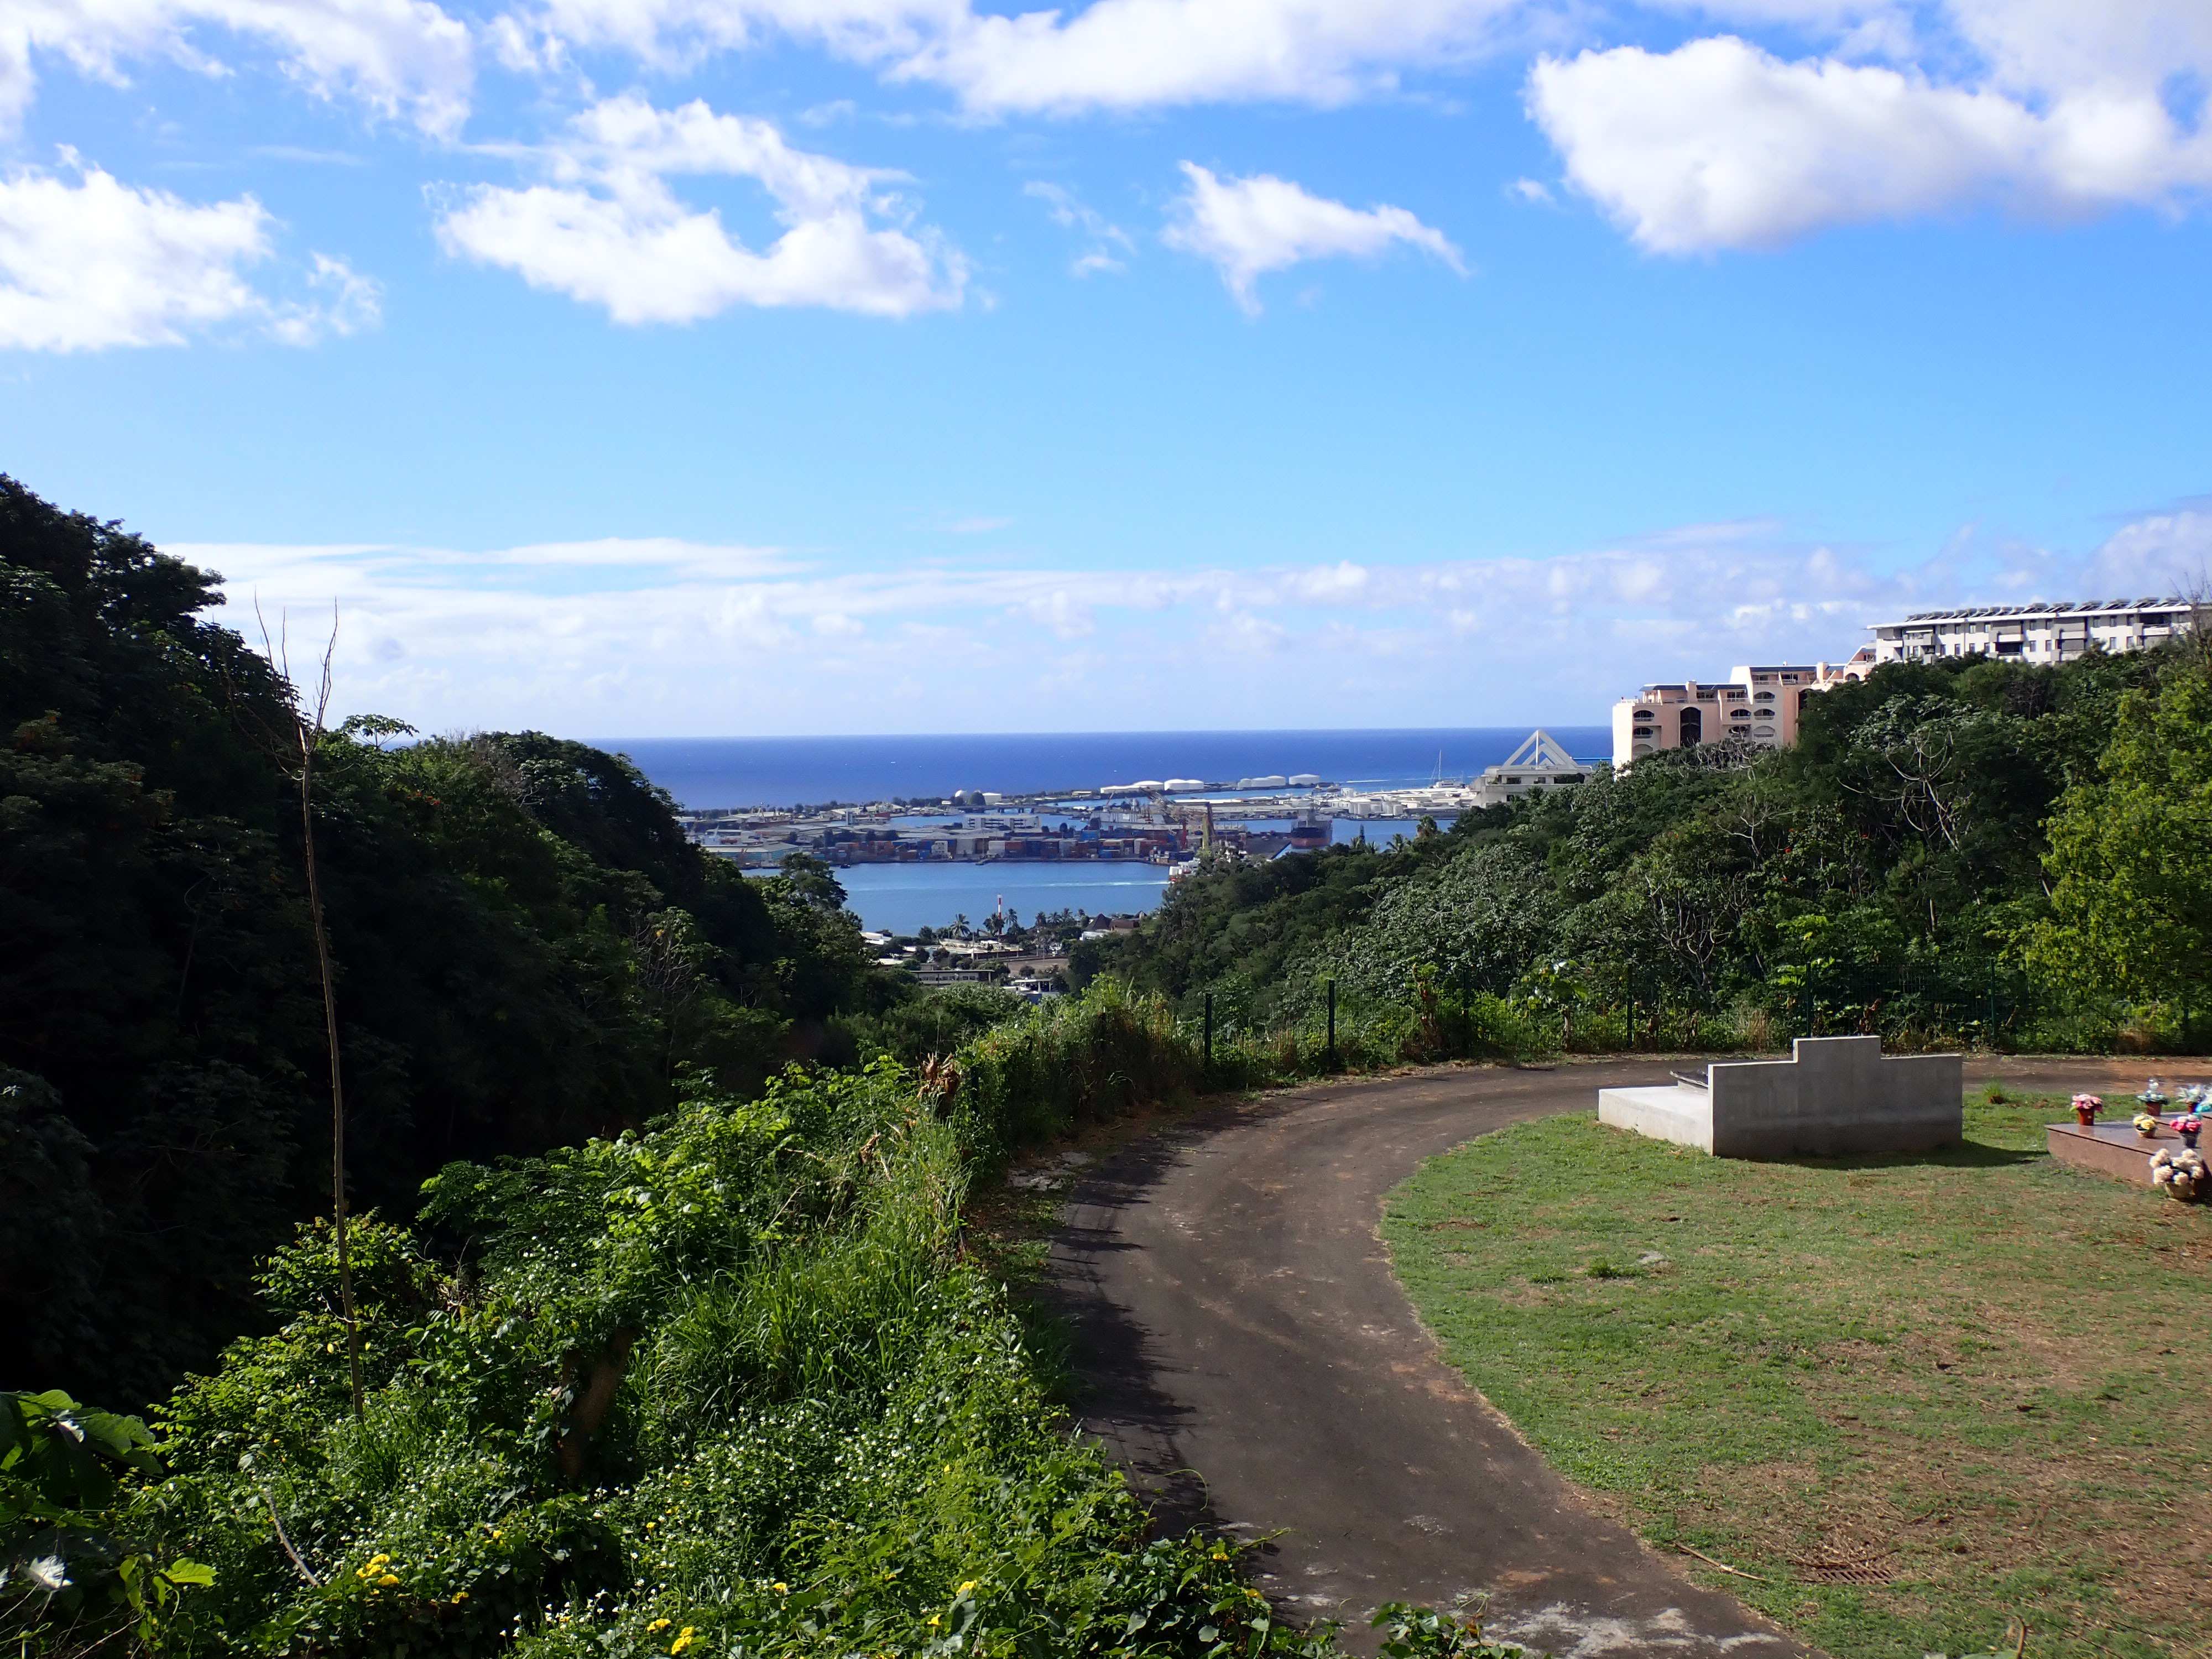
686, 594, 2203, 873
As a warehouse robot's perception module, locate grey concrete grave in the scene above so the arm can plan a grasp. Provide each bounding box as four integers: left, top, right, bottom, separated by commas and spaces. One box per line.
1598, 1035, 1962, 1159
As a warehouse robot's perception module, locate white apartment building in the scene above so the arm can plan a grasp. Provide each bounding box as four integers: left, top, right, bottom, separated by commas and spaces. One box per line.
1866, 597, 2199, 664
1469, 729, 1592, 806
1612, 661, 1870, 771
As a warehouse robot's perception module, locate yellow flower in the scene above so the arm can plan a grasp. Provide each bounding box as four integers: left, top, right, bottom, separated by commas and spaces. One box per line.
771, 1583, 787, 1594
647, 1618, 672, 1632
453, 1593, 469, 1604
670, 1627, 696, 1655
378, 1574, 401, 1588
926, 1615, 941, 1629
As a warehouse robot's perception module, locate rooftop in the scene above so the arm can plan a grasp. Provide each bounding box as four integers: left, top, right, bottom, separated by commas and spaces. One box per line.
1887, 596, 2190, 623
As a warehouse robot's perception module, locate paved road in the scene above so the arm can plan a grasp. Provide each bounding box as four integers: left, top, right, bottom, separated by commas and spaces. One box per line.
1050, 1054, 2156, 1655
1053, 1057, 2159, 1655
1050, 1059, 1809, 1657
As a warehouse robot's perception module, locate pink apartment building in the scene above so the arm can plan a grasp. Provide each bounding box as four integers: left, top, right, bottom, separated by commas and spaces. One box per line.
1611, 656, 1872, 771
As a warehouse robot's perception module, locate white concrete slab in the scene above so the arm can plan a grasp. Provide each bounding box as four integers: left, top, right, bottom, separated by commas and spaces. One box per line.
1597, 1083, 1713, 1152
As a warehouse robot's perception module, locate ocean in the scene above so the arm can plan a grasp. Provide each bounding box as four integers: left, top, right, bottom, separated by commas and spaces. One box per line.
602, 727, 1611, 811
604, 727, 1609, 935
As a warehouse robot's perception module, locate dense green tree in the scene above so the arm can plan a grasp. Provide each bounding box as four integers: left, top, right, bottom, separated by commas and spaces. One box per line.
1102, 646, 2182, 1047
0, 478, 899, 1406
2026, 664, 2212, 1024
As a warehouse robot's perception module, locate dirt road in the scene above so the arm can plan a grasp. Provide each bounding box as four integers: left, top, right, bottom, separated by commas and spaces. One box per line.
1047, 1055, 2156, 1656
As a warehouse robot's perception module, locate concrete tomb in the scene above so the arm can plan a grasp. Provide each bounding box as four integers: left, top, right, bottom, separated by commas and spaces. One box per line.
1598, 1036, 1962, 1159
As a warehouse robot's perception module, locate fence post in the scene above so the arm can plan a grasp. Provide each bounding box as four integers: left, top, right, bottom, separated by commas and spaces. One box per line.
1204, 992, 1214, 1074
1326, 981, 1337, 1070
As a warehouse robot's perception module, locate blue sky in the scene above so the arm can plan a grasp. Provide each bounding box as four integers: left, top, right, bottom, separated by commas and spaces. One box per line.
4, 0, 2210, 734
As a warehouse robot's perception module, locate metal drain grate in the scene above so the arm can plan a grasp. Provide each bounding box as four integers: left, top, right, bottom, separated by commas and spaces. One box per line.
1791, 1556, 1897, 1585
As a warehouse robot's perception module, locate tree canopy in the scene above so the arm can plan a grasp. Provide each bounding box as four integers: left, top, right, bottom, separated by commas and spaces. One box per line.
0, 478, 899, 1406
1083, 643, 2181, 1051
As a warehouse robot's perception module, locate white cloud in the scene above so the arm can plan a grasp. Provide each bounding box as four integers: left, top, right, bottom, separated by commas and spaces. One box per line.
497, 0, 946, 72
266, 252, 383, 343
0, 158, 377, 351
146, 522, 1833, 733
480, 0, 2212, 255
1528, 26, 2212, 253
497, 0, 1530, 114
1024, 179, 1132, 274
1163, 161, 1464, 311
435, 95, 964, 321
170, 500, 2208, 735
2081, 503, 2212, 596
893, 0, 1528, 114
0, 0, 473, 137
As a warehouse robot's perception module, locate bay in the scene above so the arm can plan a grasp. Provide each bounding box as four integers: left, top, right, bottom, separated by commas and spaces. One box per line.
815, 818, 1444, 935
602, 726, 1610, 811
604, 726, 1609, 936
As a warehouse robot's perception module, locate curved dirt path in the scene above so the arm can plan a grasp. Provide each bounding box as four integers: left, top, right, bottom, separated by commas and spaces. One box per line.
1050, 1054, 2145, 1655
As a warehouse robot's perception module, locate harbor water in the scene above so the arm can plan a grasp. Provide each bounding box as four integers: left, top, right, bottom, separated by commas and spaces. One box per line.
614, 727, 1608, 935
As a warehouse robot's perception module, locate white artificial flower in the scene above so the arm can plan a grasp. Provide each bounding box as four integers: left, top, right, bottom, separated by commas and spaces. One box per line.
24, 1556, 69, 1592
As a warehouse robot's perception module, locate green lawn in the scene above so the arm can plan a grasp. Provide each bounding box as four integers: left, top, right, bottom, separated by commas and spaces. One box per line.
1381, 1098, 2212, 1659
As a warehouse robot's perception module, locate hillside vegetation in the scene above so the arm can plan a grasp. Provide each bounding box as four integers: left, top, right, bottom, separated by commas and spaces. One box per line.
1081, 636, 2212, 1058
0, 477, 904, 1406
6, 1061, 1319, 1659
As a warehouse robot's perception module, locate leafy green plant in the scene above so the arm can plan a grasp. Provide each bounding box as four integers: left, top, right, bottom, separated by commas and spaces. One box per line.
10, 1058, 1342, 1658
1369, 1600, 1527, 1658
0, 1389, 215, 1653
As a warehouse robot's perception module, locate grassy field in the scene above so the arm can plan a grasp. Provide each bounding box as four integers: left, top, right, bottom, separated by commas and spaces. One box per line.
1382, 1095, 2212, 1659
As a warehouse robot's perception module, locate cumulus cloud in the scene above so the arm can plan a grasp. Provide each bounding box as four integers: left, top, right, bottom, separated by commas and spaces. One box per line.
495, 0, 1528, 114
1163, 161, 1463, 311
0, 0, 473, 136
435, 95, 964, 321
474, 0, 2212, 255
0, 158, 378, 351
1528, 24, 2212, 252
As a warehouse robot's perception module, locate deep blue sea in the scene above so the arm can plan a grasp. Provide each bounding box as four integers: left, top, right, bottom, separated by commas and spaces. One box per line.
601, 727, 1611, 811
602, 727, 1606, 933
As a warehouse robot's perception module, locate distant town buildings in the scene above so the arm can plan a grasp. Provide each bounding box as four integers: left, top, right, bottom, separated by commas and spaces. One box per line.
1866, 597, 2199, 664
1612, 595, 2207, 772
1612, 661, 1870, 771
1469, 730, 1591, 806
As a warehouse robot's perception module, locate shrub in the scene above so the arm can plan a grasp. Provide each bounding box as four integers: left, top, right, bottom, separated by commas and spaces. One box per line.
8, 1060, 1320, 1659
